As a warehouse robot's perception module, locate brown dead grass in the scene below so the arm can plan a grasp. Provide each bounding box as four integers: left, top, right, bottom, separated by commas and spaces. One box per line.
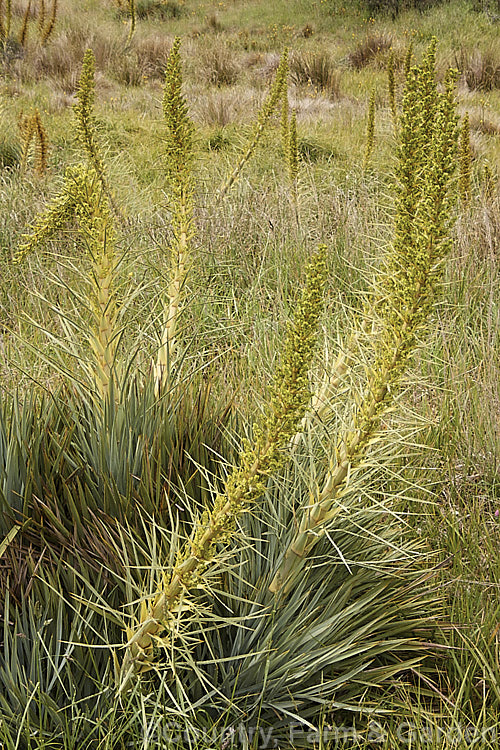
455, 47, 500, 91
348, 34, 392, 70
290, 50, 341, 100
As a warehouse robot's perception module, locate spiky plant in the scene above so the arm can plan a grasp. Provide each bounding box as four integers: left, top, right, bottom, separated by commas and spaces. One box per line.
18, 108, 49, 175
118, 246, 327, 689
18, 0, 31, 46
18, 110, 36, 173
270, 40, 459, 595
154, 36, 195, 388
73, 48, 119, 218
0, 0, 11, 42
0, 379, 237, 743
126, 0, 136, 42
280, 73, 289, 157
40, 0, 57, 44
404, 40, 413, 78
37, 0, 45, 33
14, 165, 121, 396
1, 34, 464, 748
218, 48, 289, 201
279, 72, 299, 212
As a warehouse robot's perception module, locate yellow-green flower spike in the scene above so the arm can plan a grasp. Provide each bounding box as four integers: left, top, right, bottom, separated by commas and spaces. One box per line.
73, 49, 119, 218
269, 40, 459, 595
388, 49, 397, 127
155, 37, 195, 387
14, 164, 120, 397
118, 245, 327, 690
218, 48, 289, 201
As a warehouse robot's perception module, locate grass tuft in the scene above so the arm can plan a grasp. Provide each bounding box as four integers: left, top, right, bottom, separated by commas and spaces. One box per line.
348, 34, 392, 70
290, 49, 341, 100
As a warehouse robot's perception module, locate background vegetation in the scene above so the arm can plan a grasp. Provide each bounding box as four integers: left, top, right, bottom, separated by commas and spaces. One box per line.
1, 0, 500, 747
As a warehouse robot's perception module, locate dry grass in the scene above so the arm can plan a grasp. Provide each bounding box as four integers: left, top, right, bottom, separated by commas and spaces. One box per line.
1, 26, 172, 90
468, 111, 500, 136
290, 50, 341, 100
133, 35, 173, 79
126, 0, 186, 20
111, 36, 173, 85
6, 27, 119, 89
455, 47, 500, 91
347, 34, 392, 70
192, 88, 249, 126
196, 41, 241, 86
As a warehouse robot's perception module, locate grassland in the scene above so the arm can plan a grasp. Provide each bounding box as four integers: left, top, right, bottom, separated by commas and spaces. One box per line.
1, 0, 500, 747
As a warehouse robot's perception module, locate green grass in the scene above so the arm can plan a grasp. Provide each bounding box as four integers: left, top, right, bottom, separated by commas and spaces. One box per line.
1, 0, 500, 747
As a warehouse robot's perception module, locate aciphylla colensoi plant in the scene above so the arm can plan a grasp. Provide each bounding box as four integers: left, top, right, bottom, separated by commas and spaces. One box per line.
117, 245, 328, 689
270, 40, 459, 593
14, 49, 120, 398
118, 39, 459, 686
154, 37, 195, 389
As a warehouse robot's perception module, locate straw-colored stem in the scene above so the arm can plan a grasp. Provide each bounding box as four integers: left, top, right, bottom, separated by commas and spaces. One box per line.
155, 187, 191, 384
217, 50, 288, 202
89, 222, 118, 397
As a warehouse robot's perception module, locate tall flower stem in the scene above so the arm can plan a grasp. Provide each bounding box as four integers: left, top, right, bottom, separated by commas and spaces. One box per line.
270, 41, 459, 595
118, 246, 327, 691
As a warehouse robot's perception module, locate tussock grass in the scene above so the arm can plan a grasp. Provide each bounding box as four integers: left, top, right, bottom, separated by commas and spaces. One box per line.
456, 46, 500, 91
290, 49, 342, 100
348, 33, 393, 70
196, 40, 241, 87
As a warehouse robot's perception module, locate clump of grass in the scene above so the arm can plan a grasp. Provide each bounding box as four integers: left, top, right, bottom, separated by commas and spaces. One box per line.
198, 41, 240, 86
0, 138, 20, 168
290, 49, 341, 100
455, 47, 500, 91
119, 0, 185, 21
205, 11, 222, 31
468, 110, 500, 135
135, 0, 187, 21
133, 33, 172, 79
194, 89, 244, 126
348, 33, 392, 70
297, 133, 337, 161
205, 126, 232, 150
